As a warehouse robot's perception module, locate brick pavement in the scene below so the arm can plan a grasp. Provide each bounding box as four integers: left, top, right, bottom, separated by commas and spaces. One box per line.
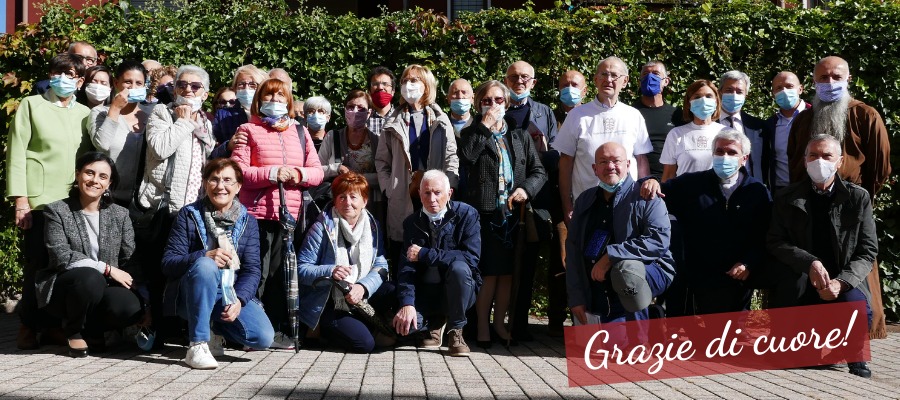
0, 313, 899, 399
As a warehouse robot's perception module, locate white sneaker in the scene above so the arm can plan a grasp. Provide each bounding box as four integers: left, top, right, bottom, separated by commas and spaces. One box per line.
270, 331, 296, 350
184, 342, 218, 369
208, 334, 225, 357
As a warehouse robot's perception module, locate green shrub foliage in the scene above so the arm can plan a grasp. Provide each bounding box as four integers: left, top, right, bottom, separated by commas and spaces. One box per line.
2, 0, 900, 317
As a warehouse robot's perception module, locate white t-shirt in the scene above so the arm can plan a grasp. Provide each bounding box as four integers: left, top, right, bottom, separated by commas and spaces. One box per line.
660, 122, 727, 176
552, 98, 652, 201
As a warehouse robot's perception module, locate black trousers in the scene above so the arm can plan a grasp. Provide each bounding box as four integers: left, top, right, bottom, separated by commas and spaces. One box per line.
19, 210, 59, 330
44, 268, 143, 338
133, 212, 177, 339
258, 219, 304, 332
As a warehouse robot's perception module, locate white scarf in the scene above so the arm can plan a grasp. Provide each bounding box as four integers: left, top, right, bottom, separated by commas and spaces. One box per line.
331, 210, 373, 311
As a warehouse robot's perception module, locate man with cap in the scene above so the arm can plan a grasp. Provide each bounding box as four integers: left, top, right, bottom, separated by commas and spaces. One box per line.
566, 142, 674, 341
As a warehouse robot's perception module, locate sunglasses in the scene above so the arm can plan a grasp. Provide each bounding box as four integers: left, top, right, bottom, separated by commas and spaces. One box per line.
216, 99, 237, 107
175, 81, 204, 92
480, 97, 505, 106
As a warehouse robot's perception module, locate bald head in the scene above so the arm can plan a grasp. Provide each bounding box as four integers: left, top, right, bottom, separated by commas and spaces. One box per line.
814, 56, 851, 84
771, 71, 803, 109
595, 142, 627, 161
506, 61, 535, 78
505, 61, 536, 100
593, 142, 630, 189
142, 60, 162, 71
559, 70, 587, 91
269, 68, 292, 86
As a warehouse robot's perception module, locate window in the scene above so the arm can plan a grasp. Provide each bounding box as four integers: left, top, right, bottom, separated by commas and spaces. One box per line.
450, 0, 487, 20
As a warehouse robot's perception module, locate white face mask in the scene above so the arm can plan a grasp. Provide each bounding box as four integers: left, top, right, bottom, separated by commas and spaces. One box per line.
175, 95, 203, 112
85, 83, 111, 103
806, 158, 838, 184
481, 104, 506, 123
400, 82, 423, 104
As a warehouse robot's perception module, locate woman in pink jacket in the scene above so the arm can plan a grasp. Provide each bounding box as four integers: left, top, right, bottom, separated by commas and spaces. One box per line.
231, 78, 324, 349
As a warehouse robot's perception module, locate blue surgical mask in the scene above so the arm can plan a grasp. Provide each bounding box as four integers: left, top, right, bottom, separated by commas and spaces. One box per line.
559, 86, 582, 107
640, 73, 663, 96
450, 99, 471, 115
422, 206, 447, 222
306, 112, 328, 131
712, 155, 740, 179
127, 87, 147, 103
689, 97, 717, 120
815, 81, 847, 103
775, 89, 799, 110
236, 89, 255, 108
598, 178, 624, 193
260, 101, 288, 118
509, 90, 530, 102
721, 93, 745, 114
49, 74, 79, 97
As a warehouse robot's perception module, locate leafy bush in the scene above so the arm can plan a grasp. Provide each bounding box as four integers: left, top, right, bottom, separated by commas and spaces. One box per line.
2, 0, 900, 318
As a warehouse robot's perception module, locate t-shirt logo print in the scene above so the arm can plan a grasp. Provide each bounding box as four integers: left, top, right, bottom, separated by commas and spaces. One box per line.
695, 135, 708, 150
603, 117, 616, 134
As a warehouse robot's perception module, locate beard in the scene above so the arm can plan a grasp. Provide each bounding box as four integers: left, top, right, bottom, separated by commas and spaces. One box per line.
811, 94, 850, 143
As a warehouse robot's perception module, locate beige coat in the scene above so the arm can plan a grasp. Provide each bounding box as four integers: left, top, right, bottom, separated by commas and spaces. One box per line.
375, 103, 459, 241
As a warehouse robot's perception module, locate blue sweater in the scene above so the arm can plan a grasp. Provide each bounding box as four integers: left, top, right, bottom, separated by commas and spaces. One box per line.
160, 200, 262, 316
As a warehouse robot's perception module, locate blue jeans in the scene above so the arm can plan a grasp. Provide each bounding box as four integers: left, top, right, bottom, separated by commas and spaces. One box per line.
177, 258, 274, 349
412, 260, 478, 332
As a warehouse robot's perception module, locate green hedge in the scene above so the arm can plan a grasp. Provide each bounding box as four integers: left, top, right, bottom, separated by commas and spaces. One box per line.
2, 0, 900, 317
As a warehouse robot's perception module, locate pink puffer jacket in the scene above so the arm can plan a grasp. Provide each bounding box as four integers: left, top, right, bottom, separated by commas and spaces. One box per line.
231, 118, 324, 221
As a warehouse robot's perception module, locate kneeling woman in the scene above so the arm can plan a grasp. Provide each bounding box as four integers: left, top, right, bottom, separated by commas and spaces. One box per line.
161, 158, 274, 369
297, 172, 394, 353
41, 152, 145, 357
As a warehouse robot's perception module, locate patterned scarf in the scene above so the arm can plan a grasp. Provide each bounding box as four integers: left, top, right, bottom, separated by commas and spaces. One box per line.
492, 124, 514, 213
261, 115, 293, 132
202, 198, 243, 305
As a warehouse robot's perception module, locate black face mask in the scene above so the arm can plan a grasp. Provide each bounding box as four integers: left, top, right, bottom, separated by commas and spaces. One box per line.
155, 87, 173, 105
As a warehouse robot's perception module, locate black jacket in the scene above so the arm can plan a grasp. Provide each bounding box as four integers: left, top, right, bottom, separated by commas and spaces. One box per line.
767, 178, 877, 301
457, 115, 547, 214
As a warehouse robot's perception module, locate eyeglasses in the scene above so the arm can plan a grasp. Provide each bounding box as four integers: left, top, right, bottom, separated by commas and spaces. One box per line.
400, 77, 422, 84
236, 81, 258, 90
207, 178, 237, 187
506, 74, 534, 83
54, 71, 79, 79
370, 81, 393, 89
480, 97, 505, 106
216, 99, 237, 107
598, 72, 625, 81
81, 56, 98, 66
596, 159, 626, 167
176, 81, 205, 92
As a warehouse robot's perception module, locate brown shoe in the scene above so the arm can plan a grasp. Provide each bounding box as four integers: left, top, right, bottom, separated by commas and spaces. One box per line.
419, 321, 445, 348
17, 325, 38, 350
447, 328, 470, 357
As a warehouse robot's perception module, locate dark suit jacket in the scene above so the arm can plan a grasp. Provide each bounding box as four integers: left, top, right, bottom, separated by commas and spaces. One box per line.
525, 100, 561, 216
39, 198, 135, 308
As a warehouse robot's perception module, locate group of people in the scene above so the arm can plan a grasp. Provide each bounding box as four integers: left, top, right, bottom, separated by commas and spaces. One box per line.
5, 40, 888, 378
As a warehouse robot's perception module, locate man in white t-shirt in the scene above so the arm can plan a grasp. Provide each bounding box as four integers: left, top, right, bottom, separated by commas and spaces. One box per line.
553, 56, 652, 223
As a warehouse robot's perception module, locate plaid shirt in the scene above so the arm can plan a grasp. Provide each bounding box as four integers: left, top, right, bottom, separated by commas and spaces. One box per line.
367, 105, 393, 137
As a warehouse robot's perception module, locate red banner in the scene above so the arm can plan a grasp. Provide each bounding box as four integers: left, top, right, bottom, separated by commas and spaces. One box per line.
565, 302, 870, 386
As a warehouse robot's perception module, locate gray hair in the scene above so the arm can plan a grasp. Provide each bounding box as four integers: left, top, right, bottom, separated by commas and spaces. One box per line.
805, 134, 843, 156
712, 128, 752, 155
420, 169, 451, 192
269, 68, 292, 85
720, 70, 751, 91
598, 56, 629, 78
641, 60, 667, 77
304, 96, 332, 115
473, 80, 511, 111
176, 65, 210, 90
